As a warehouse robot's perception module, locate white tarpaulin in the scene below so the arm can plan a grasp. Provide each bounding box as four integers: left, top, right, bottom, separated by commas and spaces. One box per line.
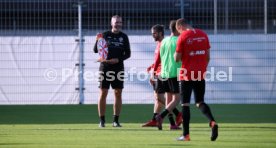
0, 35, 275, 104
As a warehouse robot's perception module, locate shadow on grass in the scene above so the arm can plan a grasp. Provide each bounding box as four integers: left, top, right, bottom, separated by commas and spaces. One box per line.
0, 104, 276, 124
0, 143, 36, 146
147, 144, 192, 147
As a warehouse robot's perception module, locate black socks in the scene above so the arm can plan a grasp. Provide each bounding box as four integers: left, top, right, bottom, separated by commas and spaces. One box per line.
152, 113, 158, 121
182, 106, 190, 136
172, 108, 180, 116
113, 115, 119, 123
160, 109, 169, 118
168, 113, 176, 125
198, 103, 215, 122
100, 116, 105, 123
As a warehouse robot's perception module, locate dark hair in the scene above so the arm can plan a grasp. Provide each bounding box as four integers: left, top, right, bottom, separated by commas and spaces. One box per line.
169, 20, 177, 33
151, 24, 164, 36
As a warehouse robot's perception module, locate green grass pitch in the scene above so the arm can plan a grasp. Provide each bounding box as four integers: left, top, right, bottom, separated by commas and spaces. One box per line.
0, 104, 276, 148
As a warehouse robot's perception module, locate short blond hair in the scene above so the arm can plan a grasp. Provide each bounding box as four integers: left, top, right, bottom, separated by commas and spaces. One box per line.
176, 18, 188, 28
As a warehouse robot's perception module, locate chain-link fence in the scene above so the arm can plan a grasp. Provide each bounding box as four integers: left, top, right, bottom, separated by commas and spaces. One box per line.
0, 0, 275, 104
1, 0, 276, 35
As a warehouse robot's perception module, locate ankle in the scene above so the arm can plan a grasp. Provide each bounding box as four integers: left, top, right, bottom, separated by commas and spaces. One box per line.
210, 121, 217, 127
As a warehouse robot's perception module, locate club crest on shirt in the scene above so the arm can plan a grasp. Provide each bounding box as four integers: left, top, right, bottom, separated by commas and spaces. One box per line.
189, 51, 195, 56
119, 37, 124, 42
187, 38, 193, 45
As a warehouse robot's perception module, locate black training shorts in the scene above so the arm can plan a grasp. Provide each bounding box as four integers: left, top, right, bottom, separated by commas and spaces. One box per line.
180, 80, 205, 104
98, 70, 124, 89
161, 77, 180, 93
152, 76, 165, 94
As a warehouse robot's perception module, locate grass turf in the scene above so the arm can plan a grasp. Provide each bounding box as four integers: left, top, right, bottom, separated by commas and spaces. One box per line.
0, 104, 276, 147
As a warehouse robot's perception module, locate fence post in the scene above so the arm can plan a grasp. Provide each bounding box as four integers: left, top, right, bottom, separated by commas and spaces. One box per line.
180, 0, 184, 18
264, 0, 267, 34
77, 1, 85, 104
225, 0, 229, 32
214, 0, 218, 34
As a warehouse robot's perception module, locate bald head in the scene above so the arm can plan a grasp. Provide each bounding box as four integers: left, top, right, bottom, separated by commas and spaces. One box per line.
111, 15, 122, 33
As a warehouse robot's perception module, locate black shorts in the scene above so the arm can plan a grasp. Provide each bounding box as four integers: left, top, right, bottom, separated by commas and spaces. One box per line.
152, 76, 165, 94
98, 70, 124, 89
180, 80, 205, 104
162, 77, 179, 93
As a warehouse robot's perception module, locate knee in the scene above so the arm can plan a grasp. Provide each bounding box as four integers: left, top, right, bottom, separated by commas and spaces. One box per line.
155, 97, 163, 103
154, 93, 164, 103
100, 89, 108, 98
114, 89, 122, 98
